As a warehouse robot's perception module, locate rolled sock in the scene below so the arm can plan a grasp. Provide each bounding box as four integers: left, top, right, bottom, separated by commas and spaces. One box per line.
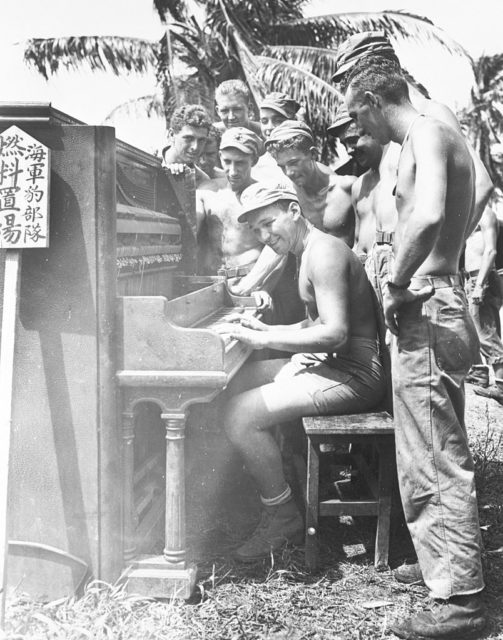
261, 485, 292, 507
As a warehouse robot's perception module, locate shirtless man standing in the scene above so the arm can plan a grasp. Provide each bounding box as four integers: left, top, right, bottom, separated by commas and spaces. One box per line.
196, 127, 283, 299
339, 122, 399, 305
252, 92, 300, 183
465, 206, 503, 403
333, 32, 493, 229
216, 182, 385, 561
266, 120, 356, 244
346, 57, 486, 639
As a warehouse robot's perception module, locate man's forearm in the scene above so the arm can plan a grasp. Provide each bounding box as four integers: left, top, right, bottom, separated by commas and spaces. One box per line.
475, 248, 497, 287
259, 324, 347, 353
234, 249, 286, 294
392, 215, 442, 284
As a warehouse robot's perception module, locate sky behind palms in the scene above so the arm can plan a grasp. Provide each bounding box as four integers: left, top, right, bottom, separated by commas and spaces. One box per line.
1, 0, 502, 151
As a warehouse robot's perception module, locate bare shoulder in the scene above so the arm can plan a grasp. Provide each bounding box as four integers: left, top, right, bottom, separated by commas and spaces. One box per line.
310, 229, 352, 269
412, 116, 459, 151
197, 176, 227, 194
328, 173, 356, 194
421, 99, 462, 133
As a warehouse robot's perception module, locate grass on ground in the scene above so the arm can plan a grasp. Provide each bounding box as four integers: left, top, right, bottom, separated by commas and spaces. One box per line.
4, 387, 503, 640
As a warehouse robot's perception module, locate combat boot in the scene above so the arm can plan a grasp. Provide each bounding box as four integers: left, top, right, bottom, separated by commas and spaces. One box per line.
233, 499, 304, 562
390, 593, 486, 639
474, 377, 503, 406
394, 562, 425, 585
465, 364, 490, 388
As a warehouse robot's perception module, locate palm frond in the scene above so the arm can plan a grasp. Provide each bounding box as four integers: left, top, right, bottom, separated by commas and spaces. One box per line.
153, 0, 190, 23
104, 94, 166, 122
24, 36, 159, 79
460, 53, 503, 190
264, 45, 430, 98
269, 10, 470, 59
263, 44, 339, 79
256, 55, 343, 156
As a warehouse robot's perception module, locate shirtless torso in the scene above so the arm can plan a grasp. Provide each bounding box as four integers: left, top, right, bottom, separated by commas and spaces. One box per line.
297, 228, 377, 344
395, 113, 475, 277
275, 150, 356, 244
196, 176, 261, 273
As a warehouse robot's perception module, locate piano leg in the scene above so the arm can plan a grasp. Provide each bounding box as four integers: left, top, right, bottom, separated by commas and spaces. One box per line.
121, 411, 137, 563
122, 408, 197, 599
162, 412, 188, 566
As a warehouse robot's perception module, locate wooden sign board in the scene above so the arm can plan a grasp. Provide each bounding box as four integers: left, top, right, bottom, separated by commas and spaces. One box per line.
0, 125, 50, 249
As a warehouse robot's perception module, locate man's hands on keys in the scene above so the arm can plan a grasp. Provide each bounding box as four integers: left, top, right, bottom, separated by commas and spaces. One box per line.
214, 310, 269, 349
383, 285, 434, 335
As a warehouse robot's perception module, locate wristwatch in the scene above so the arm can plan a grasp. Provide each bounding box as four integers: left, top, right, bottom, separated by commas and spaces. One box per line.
386, 279, 411, 291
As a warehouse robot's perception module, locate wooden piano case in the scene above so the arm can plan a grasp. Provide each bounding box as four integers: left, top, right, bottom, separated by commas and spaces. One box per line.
0, 104, 185, 599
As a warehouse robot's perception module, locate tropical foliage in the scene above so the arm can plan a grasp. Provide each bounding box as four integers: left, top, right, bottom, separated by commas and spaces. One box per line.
23, 0, 470, 157
461, 54, 503, 191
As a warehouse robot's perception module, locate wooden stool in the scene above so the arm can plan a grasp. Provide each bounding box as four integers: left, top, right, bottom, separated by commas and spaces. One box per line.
297, 411, 395, 572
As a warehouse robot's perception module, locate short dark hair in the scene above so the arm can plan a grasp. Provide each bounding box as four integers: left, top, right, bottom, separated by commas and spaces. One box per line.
215, 79, 251, 103
206, 124, 222, 146
169, 104, 212, 133
346, 57, 409, 105
267, 135, 312, 159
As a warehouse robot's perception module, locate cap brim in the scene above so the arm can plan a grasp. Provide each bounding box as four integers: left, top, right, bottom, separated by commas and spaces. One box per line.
331, 60, 354, 82
327, 117, 352, 137
237, 193, 299, 223
220, 142, 255, 155
260, 101, 290, 119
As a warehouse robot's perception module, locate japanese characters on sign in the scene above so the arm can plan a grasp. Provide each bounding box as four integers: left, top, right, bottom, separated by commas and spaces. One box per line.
0, 126, 50, 249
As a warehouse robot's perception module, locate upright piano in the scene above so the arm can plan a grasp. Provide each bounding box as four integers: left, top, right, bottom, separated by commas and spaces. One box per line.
0, 103, 258, 600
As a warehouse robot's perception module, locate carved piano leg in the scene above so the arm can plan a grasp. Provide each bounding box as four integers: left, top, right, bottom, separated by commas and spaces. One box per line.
124, 410, 197, 599
122, 411, 136, 563
162, 412, 187, 566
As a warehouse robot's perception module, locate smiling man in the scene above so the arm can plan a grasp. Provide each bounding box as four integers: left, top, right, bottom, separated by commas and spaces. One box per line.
345, 57, 485, 639
162, 104, 212, 186
266, 120, 355, 244
216, 181, 385, 561
214, 79, 262, 137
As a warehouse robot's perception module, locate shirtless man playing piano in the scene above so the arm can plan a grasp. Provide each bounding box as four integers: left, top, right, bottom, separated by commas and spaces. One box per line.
216, 181, 385, 562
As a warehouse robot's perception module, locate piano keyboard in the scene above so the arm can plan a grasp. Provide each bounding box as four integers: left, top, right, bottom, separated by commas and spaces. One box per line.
194, 307, 260, 347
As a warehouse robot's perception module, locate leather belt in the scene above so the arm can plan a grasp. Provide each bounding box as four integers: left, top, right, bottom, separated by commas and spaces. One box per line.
375, 230, 394, 245
217, 262, 254, 279
410, 273, 463, 289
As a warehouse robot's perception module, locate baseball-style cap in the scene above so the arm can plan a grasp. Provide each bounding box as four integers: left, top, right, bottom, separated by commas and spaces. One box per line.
260, 92, 301, 119
331, 31, 399, 82
265, 120, 314, 147
327, 103, 353, 137
237, 181, 299, 223
220, 127, 263, 157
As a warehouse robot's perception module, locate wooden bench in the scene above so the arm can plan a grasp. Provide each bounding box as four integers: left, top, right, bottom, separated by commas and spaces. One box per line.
295, 411, 395, 572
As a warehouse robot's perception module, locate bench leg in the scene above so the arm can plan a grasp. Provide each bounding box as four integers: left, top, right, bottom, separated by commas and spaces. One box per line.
305, 436, 320, 572
374, 438, 394, 571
